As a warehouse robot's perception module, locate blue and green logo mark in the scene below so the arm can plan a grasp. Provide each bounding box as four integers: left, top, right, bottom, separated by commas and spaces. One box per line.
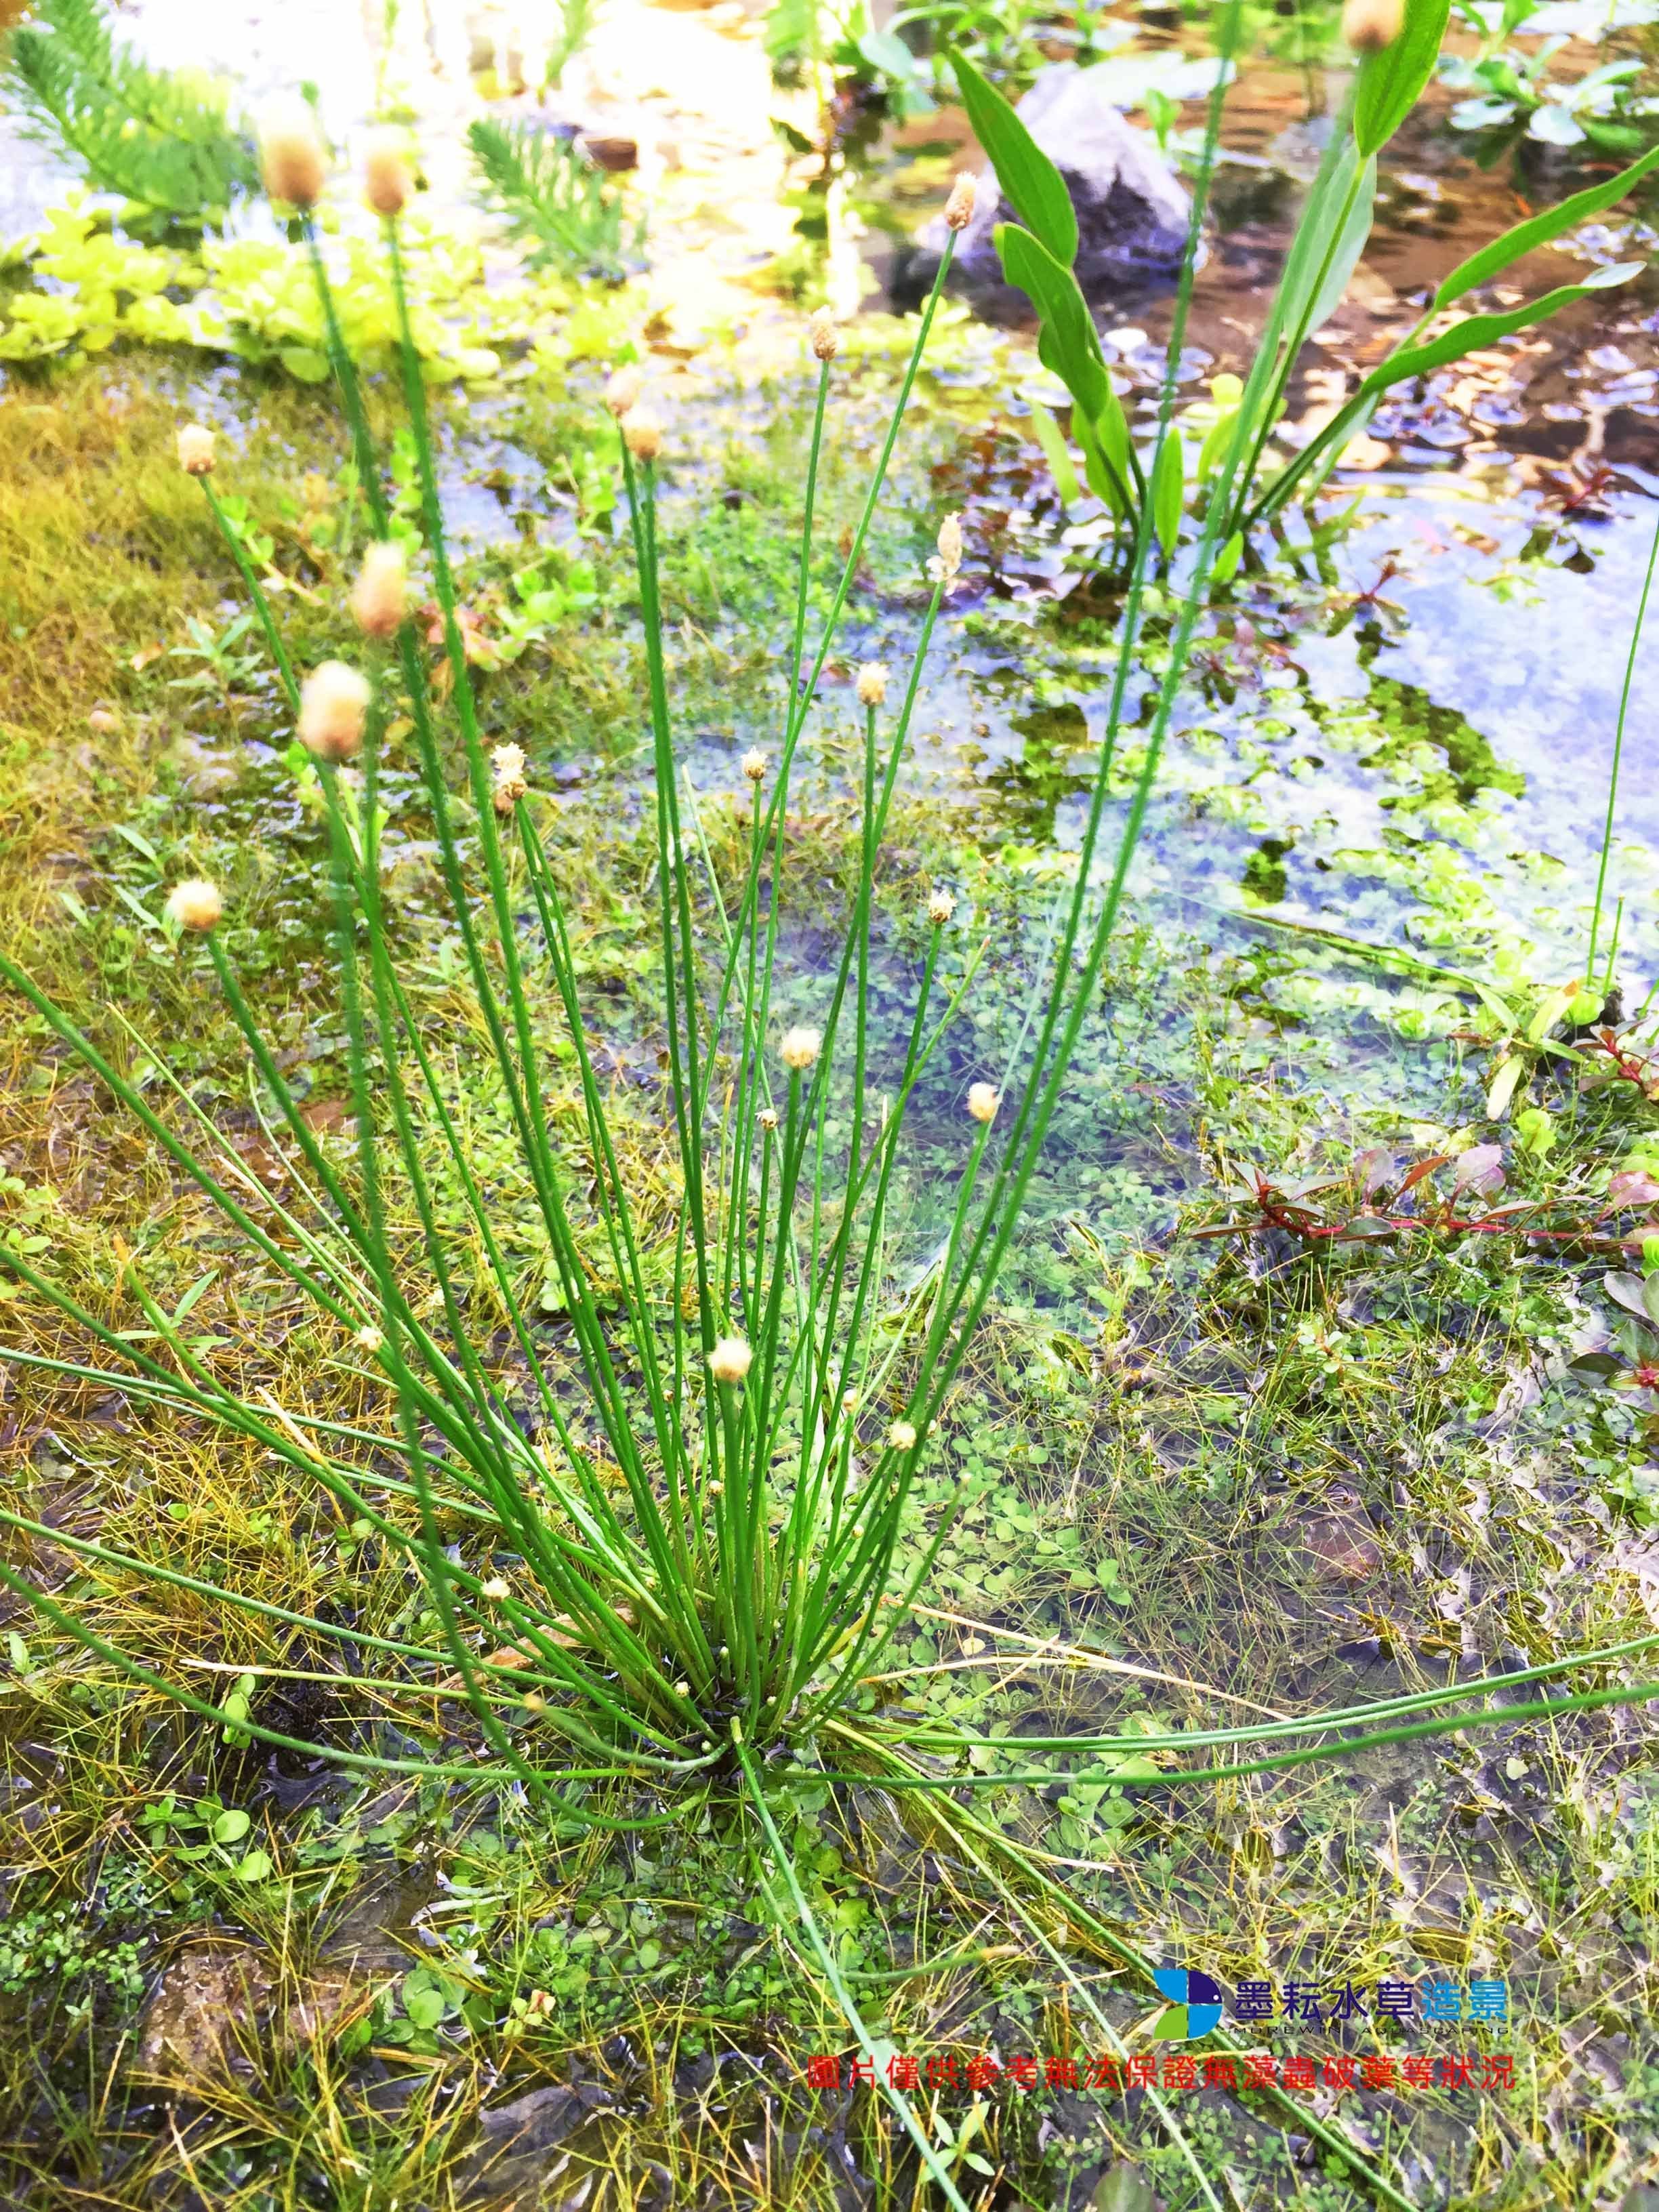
1152, 1966, 1224, 2041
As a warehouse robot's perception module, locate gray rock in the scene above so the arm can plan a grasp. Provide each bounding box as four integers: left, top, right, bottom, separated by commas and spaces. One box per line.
924, 62, 1192, 288
458, 2081, 611, 2204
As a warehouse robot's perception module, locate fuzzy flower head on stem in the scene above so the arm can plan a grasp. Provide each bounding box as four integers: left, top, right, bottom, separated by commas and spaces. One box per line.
176, 422, 216, 476
758, 1107, 778, 1132
708, 1336, 752, 1386
350, 540, 407, 639
808, 306, 840, 362
855, 661, 888, 708
886, 1420, 918, 1452
967, 1080, 1000, 1124
928, 511, 963, 586
944, 171, 977, 231
779, 1025, 822, 1072
165, 878, 222, 934
298, 661, 370, 762
621, 407, 661, 463
741, 746, 767, 783
354, 1324, 383, 1354
363, 126, 413, 217
1342, 0, 1403, 47
604, 363, 642, 419
260, 97, 327, 209
926, 888, 955, 928
491, 741, 528, 813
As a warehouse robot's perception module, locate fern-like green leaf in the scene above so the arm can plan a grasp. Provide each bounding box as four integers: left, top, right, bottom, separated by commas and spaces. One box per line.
3, 0, 258, 220
467, 117, 642, 281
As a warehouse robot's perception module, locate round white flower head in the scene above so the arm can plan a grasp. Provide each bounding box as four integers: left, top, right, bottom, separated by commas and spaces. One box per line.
176, 422, 216, 476
758, 1106, 779, 1132
1343, 0, 1403, 46
363, 126, 413, 216
886, 1420, 918, 1452
354, 1324, 383, 1353
165, 878, 223, 933
87, 707, 121, 735
932, 512, 964, 583
298, 661, 371, 762
967, 1081, 1000, 1124
621, 407, 661, 462
605, 363, 643, 419
350, 540, 406, 639
855, 661, 888, 708
840, 1389, 859, 1414
741, 747, 767, 783
779, 1025, 822, 1071
944, 172, 977, 232
260, 97, 327, 209
926, 888, 956, 928
708, 1336, 753, 1385
480, 1575, 512, 1601
808, 306, 840, 362
491, 741, 529, 813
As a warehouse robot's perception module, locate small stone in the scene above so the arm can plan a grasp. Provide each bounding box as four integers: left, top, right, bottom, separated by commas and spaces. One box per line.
138, 1944, 274, 2084
577, 134, 637, 173
1302, 1517, 1382, 1582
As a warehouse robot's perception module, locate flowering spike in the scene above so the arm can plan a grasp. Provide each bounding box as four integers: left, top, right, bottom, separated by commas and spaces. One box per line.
165, 879, 223, 934
260, 98, 327, 209
363, 127, 413, 216
298, 661, 371, 761
176, 422, 216, 476
350, 541, 407, 638
621, 407, 661, 462
709, 1337, 753, 1385
1343, 0, 1403, 47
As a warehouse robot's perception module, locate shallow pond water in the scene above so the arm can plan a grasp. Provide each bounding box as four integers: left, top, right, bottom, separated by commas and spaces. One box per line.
7, 0, 1658, 1000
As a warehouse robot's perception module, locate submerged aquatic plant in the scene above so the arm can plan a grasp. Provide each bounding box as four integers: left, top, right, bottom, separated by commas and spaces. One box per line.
3, 58, 1657, 2208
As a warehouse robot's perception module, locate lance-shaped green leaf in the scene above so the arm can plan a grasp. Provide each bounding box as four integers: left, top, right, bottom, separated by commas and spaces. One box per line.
1431, 138, 1659, 311
1027, 401, 1081, 505
1274, 140, 1376, 345
952, 49, 1078, 268
1151, 428, 1185, 555
996, 222, 1109, 419
1076, 409, 1131, 516
1353, 0, 1452, 157
1360, 263, 1641, 393
1255, 262, 1643, 520
1308, 151, 1377, 330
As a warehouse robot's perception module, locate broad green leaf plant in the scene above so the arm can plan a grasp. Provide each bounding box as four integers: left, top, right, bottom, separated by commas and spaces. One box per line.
3, 73, 1657, 2211
960, 0, 1656, 572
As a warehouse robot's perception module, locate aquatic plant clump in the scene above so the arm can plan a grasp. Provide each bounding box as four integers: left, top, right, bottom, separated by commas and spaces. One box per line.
965, 0, 1659, 573
3, 47, 1659, 2206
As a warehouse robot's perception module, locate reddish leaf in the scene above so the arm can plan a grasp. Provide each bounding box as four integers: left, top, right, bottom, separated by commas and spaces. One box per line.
1450, 1143, 1505, 1198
